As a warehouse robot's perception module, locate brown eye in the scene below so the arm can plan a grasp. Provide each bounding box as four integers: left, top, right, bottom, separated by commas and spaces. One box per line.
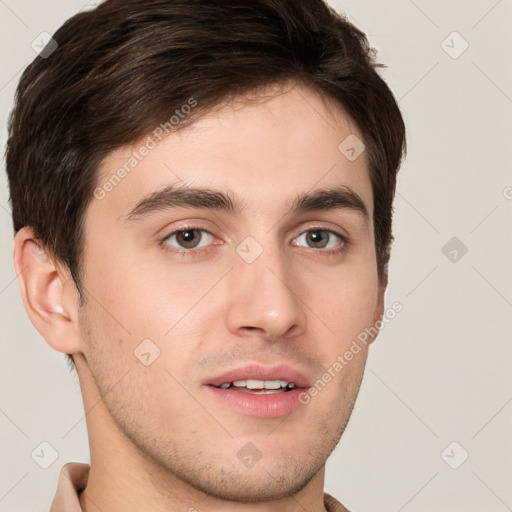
164, 229, 214, 250
294, 229, 345, 250
306, 230, 329, 248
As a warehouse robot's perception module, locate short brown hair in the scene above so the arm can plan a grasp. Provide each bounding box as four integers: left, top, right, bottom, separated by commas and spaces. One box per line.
5, 0, 405, 367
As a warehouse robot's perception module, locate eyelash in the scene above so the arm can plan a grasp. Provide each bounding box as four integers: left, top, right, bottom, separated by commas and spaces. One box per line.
159, 225, 349, 258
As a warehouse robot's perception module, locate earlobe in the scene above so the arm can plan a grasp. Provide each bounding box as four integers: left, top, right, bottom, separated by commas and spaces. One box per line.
13, 227, 83, 355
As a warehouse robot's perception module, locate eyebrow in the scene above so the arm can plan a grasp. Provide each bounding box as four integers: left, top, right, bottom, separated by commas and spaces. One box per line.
123, 183, 369, 223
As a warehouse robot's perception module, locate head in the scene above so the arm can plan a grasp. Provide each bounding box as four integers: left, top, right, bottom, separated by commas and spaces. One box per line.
6, 0, 405, 503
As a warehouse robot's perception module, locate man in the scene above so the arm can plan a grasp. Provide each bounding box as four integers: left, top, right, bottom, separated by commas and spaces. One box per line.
5, 0, 405, 510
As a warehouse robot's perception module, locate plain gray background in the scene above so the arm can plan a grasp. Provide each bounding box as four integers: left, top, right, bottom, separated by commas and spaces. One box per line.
1, 1, 511, 511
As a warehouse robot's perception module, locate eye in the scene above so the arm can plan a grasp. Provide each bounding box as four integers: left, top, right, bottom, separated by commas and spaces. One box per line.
163, 228, 214, 251
293, 229, 346, 251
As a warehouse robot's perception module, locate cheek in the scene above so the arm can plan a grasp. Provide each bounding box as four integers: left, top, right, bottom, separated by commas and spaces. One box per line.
83, 245, 175, 339
304, 263, 379, 342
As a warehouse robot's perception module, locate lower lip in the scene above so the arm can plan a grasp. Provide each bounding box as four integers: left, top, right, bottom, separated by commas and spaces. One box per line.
203, 385, 306, 418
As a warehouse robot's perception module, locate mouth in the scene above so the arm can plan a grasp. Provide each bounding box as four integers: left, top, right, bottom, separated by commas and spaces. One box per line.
202, 364, 311, 418
210, 379, 299, 394
203, 363, 311, 390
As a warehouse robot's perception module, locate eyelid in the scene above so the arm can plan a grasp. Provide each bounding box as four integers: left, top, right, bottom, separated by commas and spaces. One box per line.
159, 222, 349, 259
292, 226, 347, 249
160, 225, 218, 252
295, 225, 346, 239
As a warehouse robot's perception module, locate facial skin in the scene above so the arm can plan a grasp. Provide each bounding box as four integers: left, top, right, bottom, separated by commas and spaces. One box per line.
14, 82, 386, 512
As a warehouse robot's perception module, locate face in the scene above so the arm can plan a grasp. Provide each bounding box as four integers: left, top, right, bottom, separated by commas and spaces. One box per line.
76, 83, 385, 501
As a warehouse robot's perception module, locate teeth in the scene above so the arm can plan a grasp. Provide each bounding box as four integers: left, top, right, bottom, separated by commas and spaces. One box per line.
219, 379, 296, 390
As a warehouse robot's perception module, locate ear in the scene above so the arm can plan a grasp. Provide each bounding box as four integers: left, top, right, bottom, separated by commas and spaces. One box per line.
13, 226, 83, 355
369, 270, 388, 344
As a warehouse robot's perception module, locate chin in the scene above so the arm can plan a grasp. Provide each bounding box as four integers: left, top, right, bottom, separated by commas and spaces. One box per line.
183, 460, 319, 503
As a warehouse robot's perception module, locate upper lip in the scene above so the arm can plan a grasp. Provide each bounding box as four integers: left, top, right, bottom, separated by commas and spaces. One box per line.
203, 363, 312, 388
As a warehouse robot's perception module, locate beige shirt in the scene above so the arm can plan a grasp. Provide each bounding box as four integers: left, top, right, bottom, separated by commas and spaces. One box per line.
50, 463, 350, 512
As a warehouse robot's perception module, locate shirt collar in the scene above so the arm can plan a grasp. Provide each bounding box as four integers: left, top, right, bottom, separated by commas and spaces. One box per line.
50, 463, 89, 512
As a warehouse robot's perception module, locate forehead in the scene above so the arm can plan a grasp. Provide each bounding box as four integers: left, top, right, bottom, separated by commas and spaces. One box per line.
90, 83, 373, 226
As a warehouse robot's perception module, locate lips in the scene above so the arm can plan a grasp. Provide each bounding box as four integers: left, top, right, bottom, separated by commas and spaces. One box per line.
202, 364, 313, 418
203, 363, 312, 389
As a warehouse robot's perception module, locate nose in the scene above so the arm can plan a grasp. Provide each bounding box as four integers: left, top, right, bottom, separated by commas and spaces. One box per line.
225, 240, 306, 342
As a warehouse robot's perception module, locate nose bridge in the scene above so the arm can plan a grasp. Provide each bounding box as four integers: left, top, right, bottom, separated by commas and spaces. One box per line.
226, 235, 305, 339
